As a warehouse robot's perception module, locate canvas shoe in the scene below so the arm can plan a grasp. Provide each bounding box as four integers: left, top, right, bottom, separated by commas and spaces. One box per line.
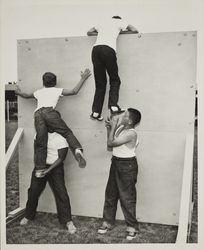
66, 221, 77, 234
90, 112, 104, 121
75, 149, 86, 168
97, 221, 112, 234
20, 217, 29, 226
110, 106, 125, 115
126, 231, 138, 240
126, 224, 139, 240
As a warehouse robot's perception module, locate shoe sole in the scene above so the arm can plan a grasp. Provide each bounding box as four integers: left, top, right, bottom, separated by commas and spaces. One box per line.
90, 116, 104, 121
68, 229, 77, 234
110, 110, 125, 115
126, 236, 137, 240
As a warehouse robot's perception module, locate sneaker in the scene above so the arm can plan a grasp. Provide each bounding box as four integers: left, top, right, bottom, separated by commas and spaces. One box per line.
66, 221, 77, 234
126, 224, 139, 240
97, 221, 112, 234
20, 217, 29, 226
75, 149, 86, 168
126, 231, 137, 240
110, 106, 125, 115
90, 112, 104, 121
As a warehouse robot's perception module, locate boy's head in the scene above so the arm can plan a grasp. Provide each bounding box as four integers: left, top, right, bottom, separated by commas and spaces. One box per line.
42, 72, 57, 87
112, 16, 122, 19
121, 108, 141, 127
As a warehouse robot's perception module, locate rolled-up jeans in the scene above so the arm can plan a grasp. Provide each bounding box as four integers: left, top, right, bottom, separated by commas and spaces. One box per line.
103, 156, 139, 229
34, 107, 82, 170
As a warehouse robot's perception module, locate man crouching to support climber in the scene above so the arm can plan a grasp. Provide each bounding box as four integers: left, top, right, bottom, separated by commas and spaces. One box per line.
20, 132, 77, 234
98, 108, 141, 240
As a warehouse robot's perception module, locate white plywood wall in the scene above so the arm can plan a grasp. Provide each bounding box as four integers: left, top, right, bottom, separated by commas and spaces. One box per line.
18, 32, 196, 225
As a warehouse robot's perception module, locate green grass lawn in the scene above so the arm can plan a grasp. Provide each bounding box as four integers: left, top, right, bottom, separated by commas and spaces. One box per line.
5, 121, 197, 244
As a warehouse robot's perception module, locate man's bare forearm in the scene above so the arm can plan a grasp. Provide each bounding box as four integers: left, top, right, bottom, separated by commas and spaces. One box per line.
72, 78, 86, 95
46, 158, 63, 173
15, 91, 34, 98
62, 69, 90, 96
106, 128, 113, 151
107, 125, 117, 147
42, 148, 68, 176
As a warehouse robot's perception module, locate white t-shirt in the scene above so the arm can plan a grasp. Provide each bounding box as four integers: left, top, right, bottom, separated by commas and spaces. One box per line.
33, 87, 63, 111
46, 132, 69, 165
94, 18, 128, 51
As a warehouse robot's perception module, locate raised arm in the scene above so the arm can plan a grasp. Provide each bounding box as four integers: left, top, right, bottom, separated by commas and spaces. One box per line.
62, 68, 91, 96
87, 27, 98, 36
15, 85, 34, 98
107, 116, 120, 147
105, 117, 113, 151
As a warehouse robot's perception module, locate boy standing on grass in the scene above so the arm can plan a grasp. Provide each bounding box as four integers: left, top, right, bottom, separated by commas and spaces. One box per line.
15, 69, 91, 176
87, 16, 138, 121
98, 108, 141, 240
20, 132, 77, 234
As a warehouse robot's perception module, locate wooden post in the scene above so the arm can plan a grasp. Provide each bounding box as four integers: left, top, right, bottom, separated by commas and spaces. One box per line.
176, 134, 194, 243
6, 128, 24, 170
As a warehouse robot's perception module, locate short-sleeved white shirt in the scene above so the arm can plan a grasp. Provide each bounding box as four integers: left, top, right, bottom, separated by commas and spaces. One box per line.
46, 132, 69, 165
33, 87, 63, 111
94, 18, 128, 51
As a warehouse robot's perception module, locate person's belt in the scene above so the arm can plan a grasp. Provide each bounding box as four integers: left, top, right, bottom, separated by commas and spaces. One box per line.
112, 156, 136, 161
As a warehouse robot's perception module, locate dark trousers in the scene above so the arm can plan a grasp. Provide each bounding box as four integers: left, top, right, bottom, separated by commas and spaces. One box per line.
91, 45, 121, 114
25, 163, 72, 224
103, 156, 138, 228
34, 107, 82, 169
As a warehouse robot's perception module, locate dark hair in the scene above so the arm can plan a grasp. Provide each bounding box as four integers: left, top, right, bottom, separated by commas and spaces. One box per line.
127, 108, 141, 126
112, 16, 122, 19
42, 72, 57, 87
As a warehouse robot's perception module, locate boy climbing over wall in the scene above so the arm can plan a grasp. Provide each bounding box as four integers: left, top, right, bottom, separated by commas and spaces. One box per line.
87, 16, 138, 121
98, 108, 141, 240
15, 69, 91, 176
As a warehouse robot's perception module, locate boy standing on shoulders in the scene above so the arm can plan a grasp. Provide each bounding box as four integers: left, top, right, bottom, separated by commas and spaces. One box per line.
98, 108, 141, 240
